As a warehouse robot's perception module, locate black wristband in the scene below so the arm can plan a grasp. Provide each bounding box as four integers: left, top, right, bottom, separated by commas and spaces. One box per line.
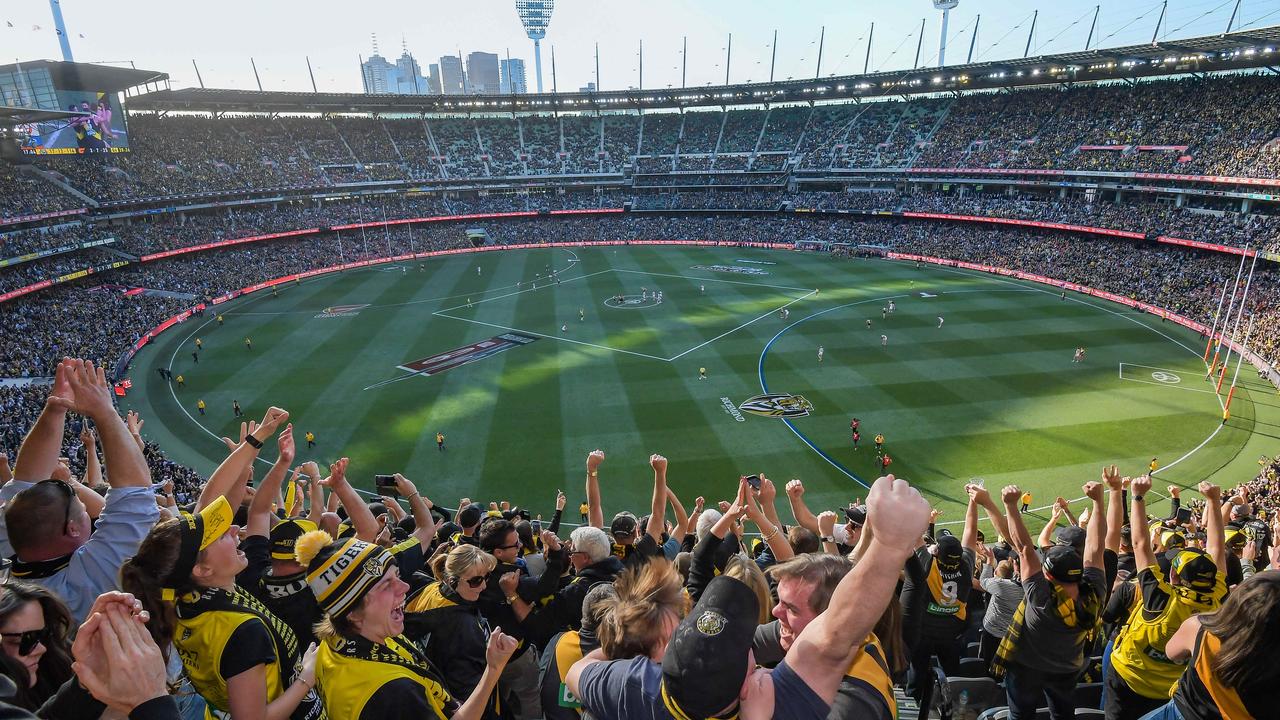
1133, 495, 1144, 502
244, 435, 263, 449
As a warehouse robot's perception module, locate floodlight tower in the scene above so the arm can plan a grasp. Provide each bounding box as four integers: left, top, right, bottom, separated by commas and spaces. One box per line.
934, 0, 959, 67
515, 0, 555, 93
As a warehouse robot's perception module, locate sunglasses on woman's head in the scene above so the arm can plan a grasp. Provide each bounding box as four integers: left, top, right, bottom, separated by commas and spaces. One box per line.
1, 628, 49, 656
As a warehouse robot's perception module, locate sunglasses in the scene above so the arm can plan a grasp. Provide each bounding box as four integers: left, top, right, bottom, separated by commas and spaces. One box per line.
36, 479, 75, 533
497, 542, 522, 551
1, 628, 50, 656
461, 573, 490, 589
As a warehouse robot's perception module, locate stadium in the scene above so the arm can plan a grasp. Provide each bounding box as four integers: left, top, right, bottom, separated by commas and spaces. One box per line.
1, 1, 1279, 719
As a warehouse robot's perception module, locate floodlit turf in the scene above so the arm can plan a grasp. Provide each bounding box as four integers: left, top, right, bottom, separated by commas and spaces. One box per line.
124, 245, 1278, 527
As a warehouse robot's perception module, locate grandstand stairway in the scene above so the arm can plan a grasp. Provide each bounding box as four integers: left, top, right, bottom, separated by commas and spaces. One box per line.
22, 166, 97, 207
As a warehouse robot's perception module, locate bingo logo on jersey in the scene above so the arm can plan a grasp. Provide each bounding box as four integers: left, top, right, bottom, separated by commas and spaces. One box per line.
315, 304, 370, 319
738, 393, 814, 418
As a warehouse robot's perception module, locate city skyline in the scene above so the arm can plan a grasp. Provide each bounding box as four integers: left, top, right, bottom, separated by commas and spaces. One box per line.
3, 0, 1279, 96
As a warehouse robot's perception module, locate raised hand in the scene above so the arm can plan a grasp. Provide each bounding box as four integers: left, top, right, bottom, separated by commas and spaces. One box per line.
694, 496, 705, 512
817, 511, 837, 538
1102, 464, 1122, 491
80, 425, 96, 447
650, 453, 668, 474
555, 490, 566, 511
323, 458, 350, 488
586, 449, 605, 472
47, 359, 117, 420
72, 605, 168, 714
277, 424, 296, 465
540, 529, 561, 552
930, 508, 943, 523
785, 479, 805, 498
259, 406, 289, 434
1168, 485, 1182, 499
486, 628, 519, 666
1083, 481, 1104, 502
758, 475, 777, 504
499, 571, 520, 595
1001, 485, 1022, 507
1196, 481, 1222, 502
866, 474, 931, 552
966, 483, 992, 506
1131, 474, 1153, 496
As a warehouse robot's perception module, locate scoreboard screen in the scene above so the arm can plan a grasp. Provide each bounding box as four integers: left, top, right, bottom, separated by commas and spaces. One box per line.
16, 90, 129, 155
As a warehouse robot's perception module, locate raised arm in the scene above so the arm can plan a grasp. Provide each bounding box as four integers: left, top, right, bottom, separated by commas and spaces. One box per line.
1197, 481, 1227, 570
966, 484, 1011, 545
744, 483, 793, 562
323, 458, 379, 541
303, 462, 324, 523
14, 361, 73, 482
1082, 480, 1106, 569
962, 489, 980, 551
585, 450, 605, 529
785, 475, 931, 704
393, 473, 437, 547
48, 360, 150, 489
1104, 466, 1125, 552
666, 488, 690, 545
1129, 474, 1157, 570
1058, 497, 1079, 527
199, 407, 289, 510
785, 479, 820, 534
81, 427, 103, 489
647, 454, 668, 545
1038, 504, 1064, 549
247, 426, 295, 538
1001, 485, 1042, 578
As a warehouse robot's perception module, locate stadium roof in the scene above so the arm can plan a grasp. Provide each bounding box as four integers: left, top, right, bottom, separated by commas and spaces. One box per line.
0, 61, 168, 93
128, 25, 1280, 115
0, 105, 83, 126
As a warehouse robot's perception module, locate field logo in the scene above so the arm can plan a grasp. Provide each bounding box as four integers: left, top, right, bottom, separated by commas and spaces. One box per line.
315, 303, 369, 319
1151, 371, 1181, 384
690, 264, 769, 276
738, 393, 814, 418
394, 333, 539, 378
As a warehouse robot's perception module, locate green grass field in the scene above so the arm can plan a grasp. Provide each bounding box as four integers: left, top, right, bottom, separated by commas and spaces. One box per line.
124, 244, 1279, 528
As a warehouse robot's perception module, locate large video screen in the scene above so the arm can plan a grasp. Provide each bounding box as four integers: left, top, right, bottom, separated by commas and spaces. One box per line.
17, 90, 129, 155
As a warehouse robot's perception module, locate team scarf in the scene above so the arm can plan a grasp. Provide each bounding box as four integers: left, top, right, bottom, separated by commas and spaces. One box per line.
176, 585, 325, 719
7, 553, 72, 579
992, 579, 1101, 678
327, 633, 460, 716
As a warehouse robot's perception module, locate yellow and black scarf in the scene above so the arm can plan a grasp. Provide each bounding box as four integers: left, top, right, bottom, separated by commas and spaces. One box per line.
7, 553, 72, 579
992, 580, 1101, 678
330, 634, 460, 716
178, 585, 326, 719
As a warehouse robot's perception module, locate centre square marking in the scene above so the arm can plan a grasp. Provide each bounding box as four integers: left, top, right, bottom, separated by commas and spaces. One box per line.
431, 267, 816, 363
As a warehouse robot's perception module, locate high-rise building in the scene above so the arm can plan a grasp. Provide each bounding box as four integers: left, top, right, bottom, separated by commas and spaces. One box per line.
466, 52, 500, 94
394, 51, 428, 94
500, 58, 527, 94
427, 63, 442, 94
361, 52, 396, 94
439, 55, 466, 95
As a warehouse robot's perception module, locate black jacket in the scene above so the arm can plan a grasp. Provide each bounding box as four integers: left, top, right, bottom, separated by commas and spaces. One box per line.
522, 554, 622, 648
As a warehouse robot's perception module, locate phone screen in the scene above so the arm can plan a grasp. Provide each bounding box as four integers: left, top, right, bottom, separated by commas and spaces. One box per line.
374, 474, 399, 496
745, 474, 761, 490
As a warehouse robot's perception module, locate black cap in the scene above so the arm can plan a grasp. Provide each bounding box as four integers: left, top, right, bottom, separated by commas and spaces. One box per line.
661, 576, 758, 719
1054, 526, 1087, 552
1044, 545, 1084, 583
610, 512, 638, 539
845, 505, 867, 525
936, 532, 964, 569
458, 503, 484, 529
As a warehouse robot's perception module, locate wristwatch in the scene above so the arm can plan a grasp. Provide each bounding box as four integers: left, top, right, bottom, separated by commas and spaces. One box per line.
821, 535, 836, 544
1133, 495, 1144, 502
244, 435, 263, 449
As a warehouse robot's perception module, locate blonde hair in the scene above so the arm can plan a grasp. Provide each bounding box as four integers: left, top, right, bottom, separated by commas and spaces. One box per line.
598, 560, 690, 660
724, 554, 773, 624
430, 544, 497, 586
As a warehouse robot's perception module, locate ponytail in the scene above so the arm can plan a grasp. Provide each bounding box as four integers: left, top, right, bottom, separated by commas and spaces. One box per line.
118, 518, 195, 660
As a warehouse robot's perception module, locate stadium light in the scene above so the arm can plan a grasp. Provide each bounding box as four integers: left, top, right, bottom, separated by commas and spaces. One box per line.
515, 0, 555, 94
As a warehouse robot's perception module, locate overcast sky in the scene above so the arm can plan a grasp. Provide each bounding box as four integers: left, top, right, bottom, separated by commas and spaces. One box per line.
5, 0, 1279, 94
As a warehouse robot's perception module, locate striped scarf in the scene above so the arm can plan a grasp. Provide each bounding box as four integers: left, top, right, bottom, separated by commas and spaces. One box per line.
992, 579, 1101, 678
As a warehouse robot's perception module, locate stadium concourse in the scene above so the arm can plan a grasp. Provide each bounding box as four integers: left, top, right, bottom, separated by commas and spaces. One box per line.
2, 63, 1280, 720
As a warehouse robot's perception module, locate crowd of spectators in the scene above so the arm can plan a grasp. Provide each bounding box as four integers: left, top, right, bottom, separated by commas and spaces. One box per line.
0, 364, 1275, 719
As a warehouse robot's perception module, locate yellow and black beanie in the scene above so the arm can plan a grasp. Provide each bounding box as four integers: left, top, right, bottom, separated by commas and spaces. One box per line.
295, 530, 394, 618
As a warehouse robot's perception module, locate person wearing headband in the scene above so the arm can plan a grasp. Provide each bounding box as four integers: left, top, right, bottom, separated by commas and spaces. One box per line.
295, 531, 517, 720
121, 416, 324, 720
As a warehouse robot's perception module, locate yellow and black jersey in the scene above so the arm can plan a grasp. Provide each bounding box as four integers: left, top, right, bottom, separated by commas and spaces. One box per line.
831, 633, 897, 720
1173, 627, 1269, 720
315, 633, 457, 720
1111, 565, 1227, 700
541, 630, 598, 720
